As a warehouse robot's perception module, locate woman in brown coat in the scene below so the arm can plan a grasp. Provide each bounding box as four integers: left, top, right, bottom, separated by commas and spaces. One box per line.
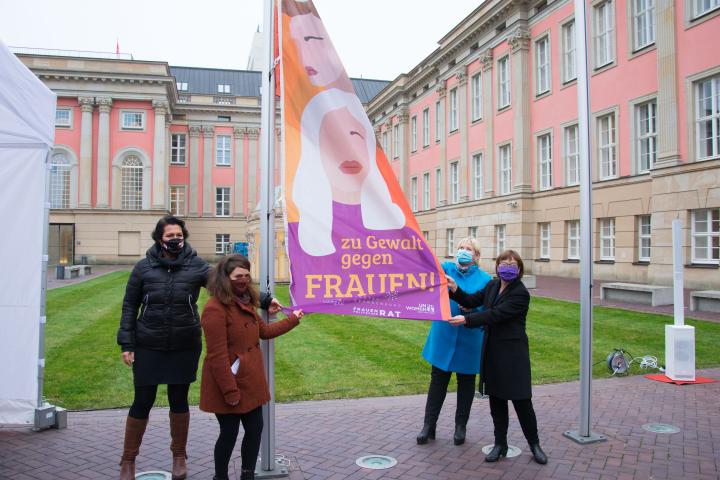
200, 255, 303, 480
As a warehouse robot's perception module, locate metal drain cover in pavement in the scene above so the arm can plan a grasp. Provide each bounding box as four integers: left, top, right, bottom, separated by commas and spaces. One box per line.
481, 444, 522, 458
642, 423, 680, 434
356, 455, 397, 470
136, 472, 172, 480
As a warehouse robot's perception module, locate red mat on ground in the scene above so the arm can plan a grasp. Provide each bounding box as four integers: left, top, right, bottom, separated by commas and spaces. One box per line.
645, 374, 717, 385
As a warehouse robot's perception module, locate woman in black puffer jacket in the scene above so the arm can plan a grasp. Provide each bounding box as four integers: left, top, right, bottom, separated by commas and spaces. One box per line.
116, 215, 209, 480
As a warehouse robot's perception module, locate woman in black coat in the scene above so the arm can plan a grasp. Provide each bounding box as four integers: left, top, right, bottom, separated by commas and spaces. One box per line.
447, 249, 547, 465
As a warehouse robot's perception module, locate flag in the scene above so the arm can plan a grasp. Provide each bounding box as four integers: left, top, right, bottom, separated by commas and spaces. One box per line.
115, 39, 120, 55
279, 0, 451, 320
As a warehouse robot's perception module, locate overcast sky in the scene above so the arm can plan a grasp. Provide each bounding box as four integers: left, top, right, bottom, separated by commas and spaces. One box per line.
0, 0, 483, 81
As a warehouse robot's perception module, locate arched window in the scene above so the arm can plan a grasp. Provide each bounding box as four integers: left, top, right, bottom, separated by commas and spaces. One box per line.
49, 153, 70, 208
121, 155, 143, 210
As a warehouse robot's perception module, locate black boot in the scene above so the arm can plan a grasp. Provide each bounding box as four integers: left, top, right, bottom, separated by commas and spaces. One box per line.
416, 424, 436, 445
484, 444, 508, 462
529, 443, 547, 464
240, 469, 255, 480
453, 424, 466, 445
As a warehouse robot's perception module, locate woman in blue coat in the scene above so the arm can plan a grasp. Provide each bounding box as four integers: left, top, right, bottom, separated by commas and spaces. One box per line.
418, 237, 491, 446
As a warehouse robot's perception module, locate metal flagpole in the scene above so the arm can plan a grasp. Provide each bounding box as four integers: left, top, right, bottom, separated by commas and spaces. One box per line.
563, 0, 605, 445
258, 0, 287, 476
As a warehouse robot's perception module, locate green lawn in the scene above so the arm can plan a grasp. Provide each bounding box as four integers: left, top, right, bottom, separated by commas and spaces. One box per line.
44, 270, 720, 409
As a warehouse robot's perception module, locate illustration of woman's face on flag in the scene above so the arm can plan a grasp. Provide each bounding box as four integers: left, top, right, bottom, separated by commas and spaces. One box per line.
290, 13, 346, 87
319, 107, 370, 203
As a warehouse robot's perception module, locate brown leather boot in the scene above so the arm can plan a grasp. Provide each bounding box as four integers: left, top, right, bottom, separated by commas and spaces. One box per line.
169, 411, 190, 480
119, 416, 148, 480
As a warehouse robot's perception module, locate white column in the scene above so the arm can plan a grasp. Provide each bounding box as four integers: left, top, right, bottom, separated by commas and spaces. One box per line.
397, 111, 409, 194
456, 69, 469, 201
188, 124, 202, 215
247, 128, 260, 212
78, 96, 94, 208
96, 97, 112, 208
436, 85, 447, 206
152, 100, 169, 209
481, 50, 495, 197
510, 27, 532, 193
234, 126, 245, 216
654, 0, 681, 168
202, 125, 215, 216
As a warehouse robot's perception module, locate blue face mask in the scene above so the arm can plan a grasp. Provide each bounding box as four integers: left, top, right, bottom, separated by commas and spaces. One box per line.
455, 249, 474, 266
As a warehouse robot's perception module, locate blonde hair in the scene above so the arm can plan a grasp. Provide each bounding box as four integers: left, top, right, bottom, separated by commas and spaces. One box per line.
292, 88, 405, 256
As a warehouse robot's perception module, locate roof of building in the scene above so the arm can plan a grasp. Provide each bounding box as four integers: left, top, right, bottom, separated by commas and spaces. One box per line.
170, 66, 389, 104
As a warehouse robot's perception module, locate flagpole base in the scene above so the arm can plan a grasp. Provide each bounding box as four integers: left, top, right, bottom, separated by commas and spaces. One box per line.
563, 430, 607, 445
255, 458, 290, 479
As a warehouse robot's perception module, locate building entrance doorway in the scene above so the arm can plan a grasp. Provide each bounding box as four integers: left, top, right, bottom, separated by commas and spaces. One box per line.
49, 223, 75, 265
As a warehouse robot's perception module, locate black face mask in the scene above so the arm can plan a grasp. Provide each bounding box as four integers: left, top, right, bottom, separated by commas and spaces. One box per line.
162, 238, 184, 254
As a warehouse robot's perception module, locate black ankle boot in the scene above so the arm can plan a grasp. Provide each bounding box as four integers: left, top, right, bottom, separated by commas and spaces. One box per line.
240, 469, 255, 480
416, 423, 436, 444
485, 444, 508, 462
453, 424, 466, 445
529, 443, 547, 464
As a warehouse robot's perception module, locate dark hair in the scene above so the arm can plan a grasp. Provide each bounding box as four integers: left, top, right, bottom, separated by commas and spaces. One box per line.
495, 249, 524, 279
151, 216, 189, 243
282, 0, 320, 18
207, 255, 260, 307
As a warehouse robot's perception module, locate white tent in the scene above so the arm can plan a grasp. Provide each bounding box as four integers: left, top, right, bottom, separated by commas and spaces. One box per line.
0, 40, 56, 425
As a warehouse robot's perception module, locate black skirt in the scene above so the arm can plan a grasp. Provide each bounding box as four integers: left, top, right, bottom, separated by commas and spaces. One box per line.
132, 346, 201, 386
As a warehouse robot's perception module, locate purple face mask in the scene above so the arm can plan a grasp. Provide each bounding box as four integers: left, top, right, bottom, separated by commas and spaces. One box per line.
497, 264, 519, 282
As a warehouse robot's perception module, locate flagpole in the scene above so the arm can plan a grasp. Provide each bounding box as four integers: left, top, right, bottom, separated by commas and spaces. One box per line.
258, 0, 286, 477
563, 0, 605, 445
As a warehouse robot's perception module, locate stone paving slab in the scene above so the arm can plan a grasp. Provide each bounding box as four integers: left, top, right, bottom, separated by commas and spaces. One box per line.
2, 368, 719, 480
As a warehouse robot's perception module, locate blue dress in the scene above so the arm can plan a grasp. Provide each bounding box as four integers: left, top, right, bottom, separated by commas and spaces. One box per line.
421, 262, 492, 374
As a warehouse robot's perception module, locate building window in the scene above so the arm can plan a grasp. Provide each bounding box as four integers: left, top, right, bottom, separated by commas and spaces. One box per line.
538, 133, 553, 190
177, 82, 188, 91
691, 208, 719, 264
422, 230, 430, 241
498, 56, 511, 109
171, 134, 186, 165
411, 115, 418, 152
446, 229, 455, 257
449, 88, 458, 132
562, 20, 576, 83
217, 84, 231, 94
469, 226, 478, 239
600, 218, 616, 260
169, 186, 186, 216
636, 100, 657, 173
422, 172, 430, 210
638, 215, 651, 262
598, 113, 617, 179
565, 124, 580, 185
471, 73, 482, 121
594, 0, 615, 69
410, 176, 418, 212
435, 101, 441, 142
692, 0, 720, 18
535, 36, 551, 95
218, 115, 231, 122
121, 155, 143, 210
696, 75, 720, 160
216, 135, 231, 166
540, 223, 551, 259
49, 153, 70, 209
567, 220, 580, 259
472, 153, 483, 200
449, 161, 459, 204
632, 0, 655, 51
496, 225, 506, 257
382, 130, 388, 154
121, 111, 144, 130
393, 124, 400, 158
55, 108, 72, 127
435, 168, 442, 207
422, 108, 430, 147
499, 144, 512, 195
216, 234, 231, 255
215, 187, 231, 217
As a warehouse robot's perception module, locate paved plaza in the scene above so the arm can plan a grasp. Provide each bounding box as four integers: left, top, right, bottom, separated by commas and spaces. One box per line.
1, 368, 718, 480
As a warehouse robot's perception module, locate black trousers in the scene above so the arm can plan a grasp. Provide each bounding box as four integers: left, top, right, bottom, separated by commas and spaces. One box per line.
423, 365, 476, 426
488, 395, 539, 446
128, 384, 190, 419
213, 407, 264, 479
